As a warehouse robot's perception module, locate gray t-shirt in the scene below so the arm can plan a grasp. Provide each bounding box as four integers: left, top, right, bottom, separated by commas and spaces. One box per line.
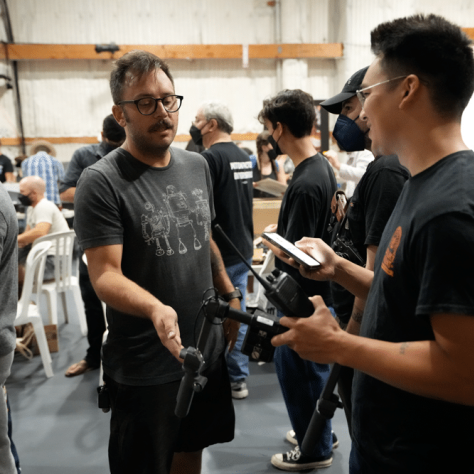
74, 147, 223, 386
0, 183, 18, 356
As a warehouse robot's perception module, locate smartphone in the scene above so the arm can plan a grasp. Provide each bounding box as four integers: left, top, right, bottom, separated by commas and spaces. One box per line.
262, 232, 321, 270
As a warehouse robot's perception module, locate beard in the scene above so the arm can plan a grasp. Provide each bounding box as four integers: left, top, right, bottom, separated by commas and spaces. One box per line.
123, 109, 177, 157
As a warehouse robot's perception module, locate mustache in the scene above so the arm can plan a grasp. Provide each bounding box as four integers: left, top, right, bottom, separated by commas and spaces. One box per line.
148, 119, 174, 133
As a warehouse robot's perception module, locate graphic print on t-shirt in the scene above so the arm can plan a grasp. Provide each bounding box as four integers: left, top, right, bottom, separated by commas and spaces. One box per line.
141, 185, 211, 257
381, 226, 402, 277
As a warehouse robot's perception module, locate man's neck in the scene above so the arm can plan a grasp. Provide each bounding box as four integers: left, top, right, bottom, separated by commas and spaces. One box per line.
31, 197, 44, 208
122, 140, 171, 168
397, 122, 469, 176
284, 136, 317, 168
205, 131, 232, 149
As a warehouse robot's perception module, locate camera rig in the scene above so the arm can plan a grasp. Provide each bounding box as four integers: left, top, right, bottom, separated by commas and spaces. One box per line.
175, 225, 344, 456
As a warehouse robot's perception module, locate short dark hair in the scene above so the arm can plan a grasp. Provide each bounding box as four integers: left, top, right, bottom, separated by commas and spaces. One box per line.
102, 114, 125, 144
258, 89, 315, 138
110, 50, 174, 104
371, 14, 474, 118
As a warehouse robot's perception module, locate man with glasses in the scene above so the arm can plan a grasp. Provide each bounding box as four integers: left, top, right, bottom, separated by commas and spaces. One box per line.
73, 50, 236, 474
190, 100, 253, 400
319, 66, 409, 435
270, 14, 474, 473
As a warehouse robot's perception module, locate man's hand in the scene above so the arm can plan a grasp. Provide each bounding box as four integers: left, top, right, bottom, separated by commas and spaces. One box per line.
295, 237, 340, 281
223, 297, 241, 352
271, 295, 344, 364
149, 304, 183, 361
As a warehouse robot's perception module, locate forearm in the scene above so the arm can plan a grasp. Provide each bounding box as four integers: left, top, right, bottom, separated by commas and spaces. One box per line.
336, 333, 474, 406
346, 296, 366, 336
91, 267, 164, 319
333, 257, 373, 299
209, 238, 235, 295
60, 187, 76, 203
18, 228, 47, 246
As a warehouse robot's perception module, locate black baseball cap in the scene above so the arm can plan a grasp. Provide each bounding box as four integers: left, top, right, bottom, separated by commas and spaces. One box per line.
320, 66, 369, 115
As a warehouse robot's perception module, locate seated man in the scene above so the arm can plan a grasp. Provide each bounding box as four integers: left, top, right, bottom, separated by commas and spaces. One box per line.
17, 176, 69, 294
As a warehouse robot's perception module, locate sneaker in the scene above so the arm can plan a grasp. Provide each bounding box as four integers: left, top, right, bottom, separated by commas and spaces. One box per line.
285, 430, 339, 450
271, 446, 333, 471
231, 381, 249, 399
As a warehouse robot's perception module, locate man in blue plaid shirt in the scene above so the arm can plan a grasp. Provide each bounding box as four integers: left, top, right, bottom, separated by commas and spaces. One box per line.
22, 140, 65, 205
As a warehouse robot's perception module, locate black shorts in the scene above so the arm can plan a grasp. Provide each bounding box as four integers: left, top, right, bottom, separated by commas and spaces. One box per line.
105, 353, 235, 474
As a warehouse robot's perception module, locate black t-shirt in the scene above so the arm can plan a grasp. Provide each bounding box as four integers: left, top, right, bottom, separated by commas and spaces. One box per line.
276, 154, 336, 302
353, 150, 474, 473
201, 142, 253, 266
331, 155, 410, 323
0, 154, 13, 183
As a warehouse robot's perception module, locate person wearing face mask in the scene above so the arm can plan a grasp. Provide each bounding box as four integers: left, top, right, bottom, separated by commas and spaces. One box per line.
17, 176, 69, 295
323, 68, 374, 198
258, 89, 338, 471
252, 130, 287, 198
190, 100, 254, 400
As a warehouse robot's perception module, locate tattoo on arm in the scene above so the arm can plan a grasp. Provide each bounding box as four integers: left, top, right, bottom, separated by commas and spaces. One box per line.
210, 245, 224, 279
351, 308, 364, 324
400, 342, 410, 354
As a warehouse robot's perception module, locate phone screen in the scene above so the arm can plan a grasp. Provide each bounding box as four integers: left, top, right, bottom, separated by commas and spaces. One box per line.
263, 232, 320, 269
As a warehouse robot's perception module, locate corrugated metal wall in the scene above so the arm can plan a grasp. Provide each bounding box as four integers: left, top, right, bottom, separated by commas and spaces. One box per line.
1, 0, 474, 162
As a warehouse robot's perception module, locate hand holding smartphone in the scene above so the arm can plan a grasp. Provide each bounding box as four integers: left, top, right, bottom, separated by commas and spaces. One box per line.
262, 232, 321, 270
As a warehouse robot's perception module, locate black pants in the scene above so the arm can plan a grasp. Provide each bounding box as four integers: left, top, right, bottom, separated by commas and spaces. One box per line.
79, 254, 106, 368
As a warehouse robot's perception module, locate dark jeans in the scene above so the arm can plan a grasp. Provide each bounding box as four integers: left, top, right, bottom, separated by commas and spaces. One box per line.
79, 256, 106, 368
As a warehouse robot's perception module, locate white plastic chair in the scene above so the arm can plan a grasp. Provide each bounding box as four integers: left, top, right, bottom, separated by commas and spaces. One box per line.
16, 241, 54, 378
33, 230, 88, 336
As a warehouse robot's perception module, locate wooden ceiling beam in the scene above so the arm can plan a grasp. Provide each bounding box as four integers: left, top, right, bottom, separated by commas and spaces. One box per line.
0, 43, 343, 61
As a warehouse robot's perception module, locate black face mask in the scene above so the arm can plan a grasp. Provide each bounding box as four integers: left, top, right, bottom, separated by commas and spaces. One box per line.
267, 133, 283, 157
189, 124, 204, 147
267, 149, 278, 161
333, 115, 366, 152
18, 193, 32, 207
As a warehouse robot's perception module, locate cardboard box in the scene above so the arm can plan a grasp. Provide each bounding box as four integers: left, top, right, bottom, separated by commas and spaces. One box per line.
253, 198, 282, 237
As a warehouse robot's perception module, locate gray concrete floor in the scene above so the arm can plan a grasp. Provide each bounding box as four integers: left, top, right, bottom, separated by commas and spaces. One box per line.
6, 292, 351, 474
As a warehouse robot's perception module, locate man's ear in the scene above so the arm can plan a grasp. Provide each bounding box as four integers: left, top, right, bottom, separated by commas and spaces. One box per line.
112, 104, 126, 128
399, 75, 422, 110
207, 118, 219, 132
274, 121, 284, 140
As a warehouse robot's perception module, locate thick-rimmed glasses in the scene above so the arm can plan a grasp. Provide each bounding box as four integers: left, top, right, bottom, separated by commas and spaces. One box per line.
356, 76, 407, 107
118, 95, 183, 115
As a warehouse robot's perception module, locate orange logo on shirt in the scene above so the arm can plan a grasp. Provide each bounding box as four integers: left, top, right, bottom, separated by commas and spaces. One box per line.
381, 226, 402, 277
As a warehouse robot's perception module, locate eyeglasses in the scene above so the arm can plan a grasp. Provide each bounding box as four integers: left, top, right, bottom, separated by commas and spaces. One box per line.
117, 95, 183, 115
356, 76, 408, 107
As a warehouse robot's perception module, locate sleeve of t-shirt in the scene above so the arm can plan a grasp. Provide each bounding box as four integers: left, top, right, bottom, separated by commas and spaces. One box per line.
414, 212, 474, 317
363, 168, 406, 247
74, 167, 124, 250
33, 201, 54, 226
59, 151, 84, 193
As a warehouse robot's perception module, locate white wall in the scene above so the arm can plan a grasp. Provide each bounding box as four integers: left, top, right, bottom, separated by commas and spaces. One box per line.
1, 0, 474, 163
